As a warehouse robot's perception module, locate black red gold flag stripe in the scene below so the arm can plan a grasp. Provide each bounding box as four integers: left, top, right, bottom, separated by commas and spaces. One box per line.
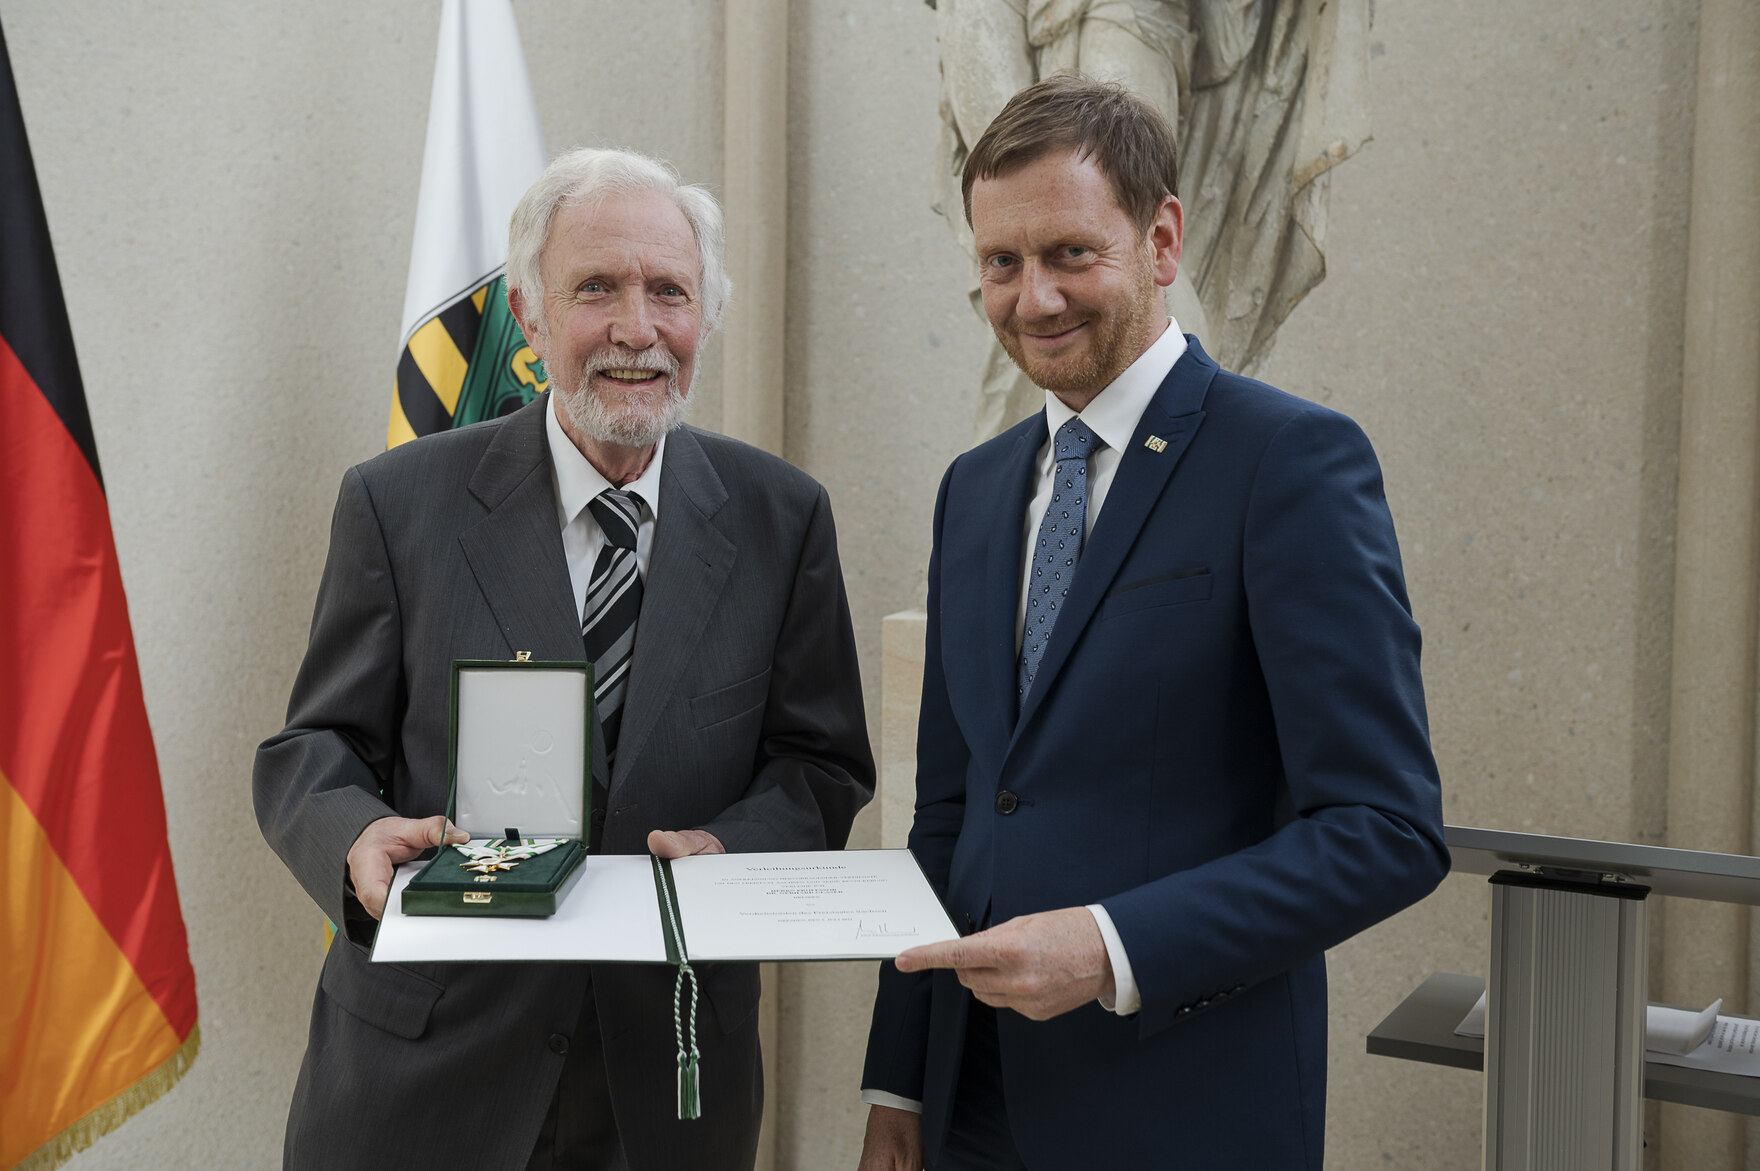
0, 27, 98, 488
0, 18, 200, 1169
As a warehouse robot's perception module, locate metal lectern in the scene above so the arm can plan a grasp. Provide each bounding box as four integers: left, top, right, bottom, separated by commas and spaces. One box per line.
1368, 825, 1760, 1170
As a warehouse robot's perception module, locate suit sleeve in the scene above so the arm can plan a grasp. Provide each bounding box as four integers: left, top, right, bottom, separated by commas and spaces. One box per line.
696, 484, 876, 855
253, 466, 404, 936
1099, 409, 1450, 1038
862, 466, 968, 1100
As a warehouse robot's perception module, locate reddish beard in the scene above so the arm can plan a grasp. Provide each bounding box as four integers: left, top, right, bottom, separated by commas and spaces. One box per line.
996, 256, 1161, 395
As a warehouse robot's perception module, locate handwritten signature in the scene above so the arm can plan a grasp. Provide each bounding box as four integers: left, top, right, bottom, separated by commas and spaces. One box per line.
856, 921, 920, 941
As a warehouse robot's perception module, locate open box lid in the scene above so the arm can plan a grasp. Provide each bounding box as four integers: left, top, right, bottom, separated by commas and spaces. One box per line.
448, 659, 594, 840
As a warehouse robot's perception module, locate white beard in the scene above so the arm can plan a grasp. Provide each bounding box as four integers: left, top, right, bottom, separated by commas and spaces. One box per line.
556, 348, 691, 448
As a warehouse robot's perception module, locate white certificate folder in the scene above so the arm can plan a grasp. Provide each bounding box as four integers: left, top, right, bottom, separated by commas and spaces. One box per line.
370, 849, 960, 964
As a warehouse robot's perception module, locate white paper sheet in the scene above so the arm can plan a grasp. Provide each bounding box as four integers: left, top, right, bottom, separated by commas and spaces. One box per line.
371, 855, 668, 964
1455, 992, 1753, 1074
666, 849, 960, 962
1648, 998, 1723, 1055
1647, 1016, 1760, 1077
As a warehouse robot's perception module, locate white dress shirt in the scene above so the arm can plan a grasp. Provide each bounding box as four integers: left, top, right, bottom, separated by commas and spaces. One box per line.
861, 319, 1187, 1116
544, 394, 665, 613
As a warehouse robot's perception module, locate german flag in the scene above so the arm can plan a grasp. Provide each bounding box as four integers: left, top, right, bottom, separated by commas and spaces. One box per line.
0, 20, 199, 1170
386, 0, 547, 449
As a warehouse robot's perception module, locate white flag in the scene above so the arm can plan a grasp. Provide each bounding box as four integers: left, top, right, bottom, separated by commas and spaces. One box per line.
389, 0, 548, 448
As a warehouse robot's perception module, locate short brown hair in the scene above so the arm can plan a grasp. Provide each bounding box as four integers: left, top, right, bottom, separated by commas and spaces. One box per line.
962, 73, 1178, 233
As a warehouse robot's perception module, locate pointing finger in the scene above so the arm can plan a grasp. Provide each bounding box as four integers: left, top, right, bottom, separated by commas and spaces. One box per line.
896, 939, 969, 972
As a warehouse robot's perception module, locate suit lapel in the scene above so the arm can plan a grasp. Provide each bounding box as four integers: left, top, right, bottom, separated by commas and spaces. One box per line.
982, 421, 1040, 743
1012, 339, 1219, 737
609, 427, 735, 801
458, 397, 610, 790
458, 397, 584, 665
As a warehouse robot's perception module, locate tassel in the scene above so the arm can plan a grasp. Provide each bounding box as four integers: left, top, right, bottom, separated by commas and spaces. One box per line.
677, 1050, 701, 1120
672, 960, 703, 1120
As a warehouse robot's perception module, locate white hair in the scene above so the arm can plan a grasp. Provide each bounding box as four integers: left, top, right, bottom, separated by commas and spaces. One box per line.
506, 146, 731, 334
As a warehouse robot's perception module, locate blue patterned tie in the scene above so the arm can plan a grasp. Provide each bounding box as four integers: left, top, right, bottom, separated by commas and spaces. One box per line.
1019, 418, 1101, 706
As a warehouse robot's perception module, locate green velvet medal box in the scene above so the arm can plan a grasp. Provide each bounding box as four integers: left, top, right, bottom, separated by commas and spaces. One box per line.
401, 659, 594, 918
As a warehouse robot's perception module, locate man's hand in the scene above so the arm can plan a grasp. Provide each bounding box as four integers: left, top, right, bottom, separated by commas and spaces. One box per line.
346, 815, 467, 920
893, 906, 1114, 1021
647, 828, 726, 859
857, 1104, 923, 1171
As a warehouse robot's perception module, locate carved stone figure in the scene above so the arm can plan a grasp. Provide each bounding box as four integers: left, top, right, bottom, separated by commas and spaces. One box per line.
930, 0, 1372, 441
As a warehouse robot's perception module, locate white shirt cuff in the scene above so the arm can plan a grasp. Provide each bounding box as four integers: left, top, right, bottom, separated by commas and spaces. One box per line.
1087, 904, 1141, 1016
861, 1089, 924, 1114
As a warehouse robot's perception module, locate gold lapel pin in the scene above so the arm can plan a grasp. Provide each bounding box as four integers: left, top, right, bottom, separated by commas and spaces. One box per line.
1144, 435, 1168, 453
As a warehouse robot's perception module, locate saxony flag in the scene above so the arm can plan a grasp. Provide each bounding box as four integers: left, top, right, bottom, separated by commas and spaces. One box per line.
0, 18, 198, 1171
388, 0, 549, 449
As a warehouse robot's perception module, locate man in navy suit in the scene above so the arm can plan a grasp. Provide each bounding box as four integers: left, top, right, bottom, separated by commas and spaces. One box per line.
858, 75, 1449, 1169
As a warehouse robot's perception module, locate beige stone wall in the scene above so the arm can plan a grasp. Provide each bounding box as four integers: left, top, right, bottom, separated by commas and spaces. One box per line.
7, 0, 1740, 1167
1256, 3, 1698, 1165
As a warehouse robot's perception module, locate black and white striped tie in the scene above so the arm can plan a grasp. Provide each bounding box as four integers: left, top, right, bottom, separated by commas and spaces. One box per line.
581, 488, 644, 767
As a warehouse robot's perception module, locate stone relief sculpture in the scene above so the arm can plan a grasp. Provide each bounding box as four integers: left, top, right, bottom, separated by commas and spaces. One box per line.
930, 0, 1373, 441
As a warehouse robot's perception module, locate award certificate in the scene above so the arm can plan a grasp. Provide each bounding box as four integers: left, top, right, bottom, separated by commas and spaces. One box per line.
370, 848, 959, 965
664, 850, 960, 961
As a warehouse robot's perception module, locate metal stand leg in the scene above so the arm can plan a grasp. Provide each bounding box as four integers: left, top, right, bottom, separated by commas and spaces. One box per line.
1483, 870, 1649, 1170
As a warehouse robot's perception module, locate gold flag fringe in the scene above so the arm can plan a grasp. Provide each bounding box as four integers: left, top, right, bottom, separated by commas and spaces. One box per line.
15, 1024, 201, 1171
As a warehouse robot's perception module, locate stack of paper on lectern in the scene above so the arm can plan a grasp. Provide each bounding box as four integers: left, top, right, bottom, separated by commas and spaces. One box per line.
371, 848, 960, 964
1455, 991, 1760, 1077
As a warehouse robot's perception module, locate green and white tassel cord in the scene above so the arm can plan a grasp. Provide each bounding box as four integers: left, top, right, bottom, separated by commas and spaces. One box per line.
655, 859, 702, 1120
672, 960, 701, 1120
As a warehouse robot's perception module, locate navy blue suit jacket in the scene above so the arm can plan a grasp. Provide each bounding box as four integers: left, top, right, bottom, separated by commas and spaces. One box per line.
864, 339, 1449, 1168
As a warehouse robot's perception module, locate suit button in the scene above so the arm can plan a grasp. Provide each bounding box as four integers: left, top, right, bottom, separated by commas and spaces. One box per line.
548, 1033, 569, 1055
994, 790, 1019, 815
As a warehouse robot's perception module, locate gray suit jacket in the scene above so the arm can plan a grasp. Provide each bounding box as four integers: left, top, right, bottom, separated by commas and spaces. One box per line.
254, 395, 874, 1171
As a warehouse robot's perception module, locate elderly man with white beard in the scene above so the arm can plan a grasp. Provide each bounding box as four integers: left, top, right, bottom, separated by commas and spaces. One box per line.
254, 147, 874, 1171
